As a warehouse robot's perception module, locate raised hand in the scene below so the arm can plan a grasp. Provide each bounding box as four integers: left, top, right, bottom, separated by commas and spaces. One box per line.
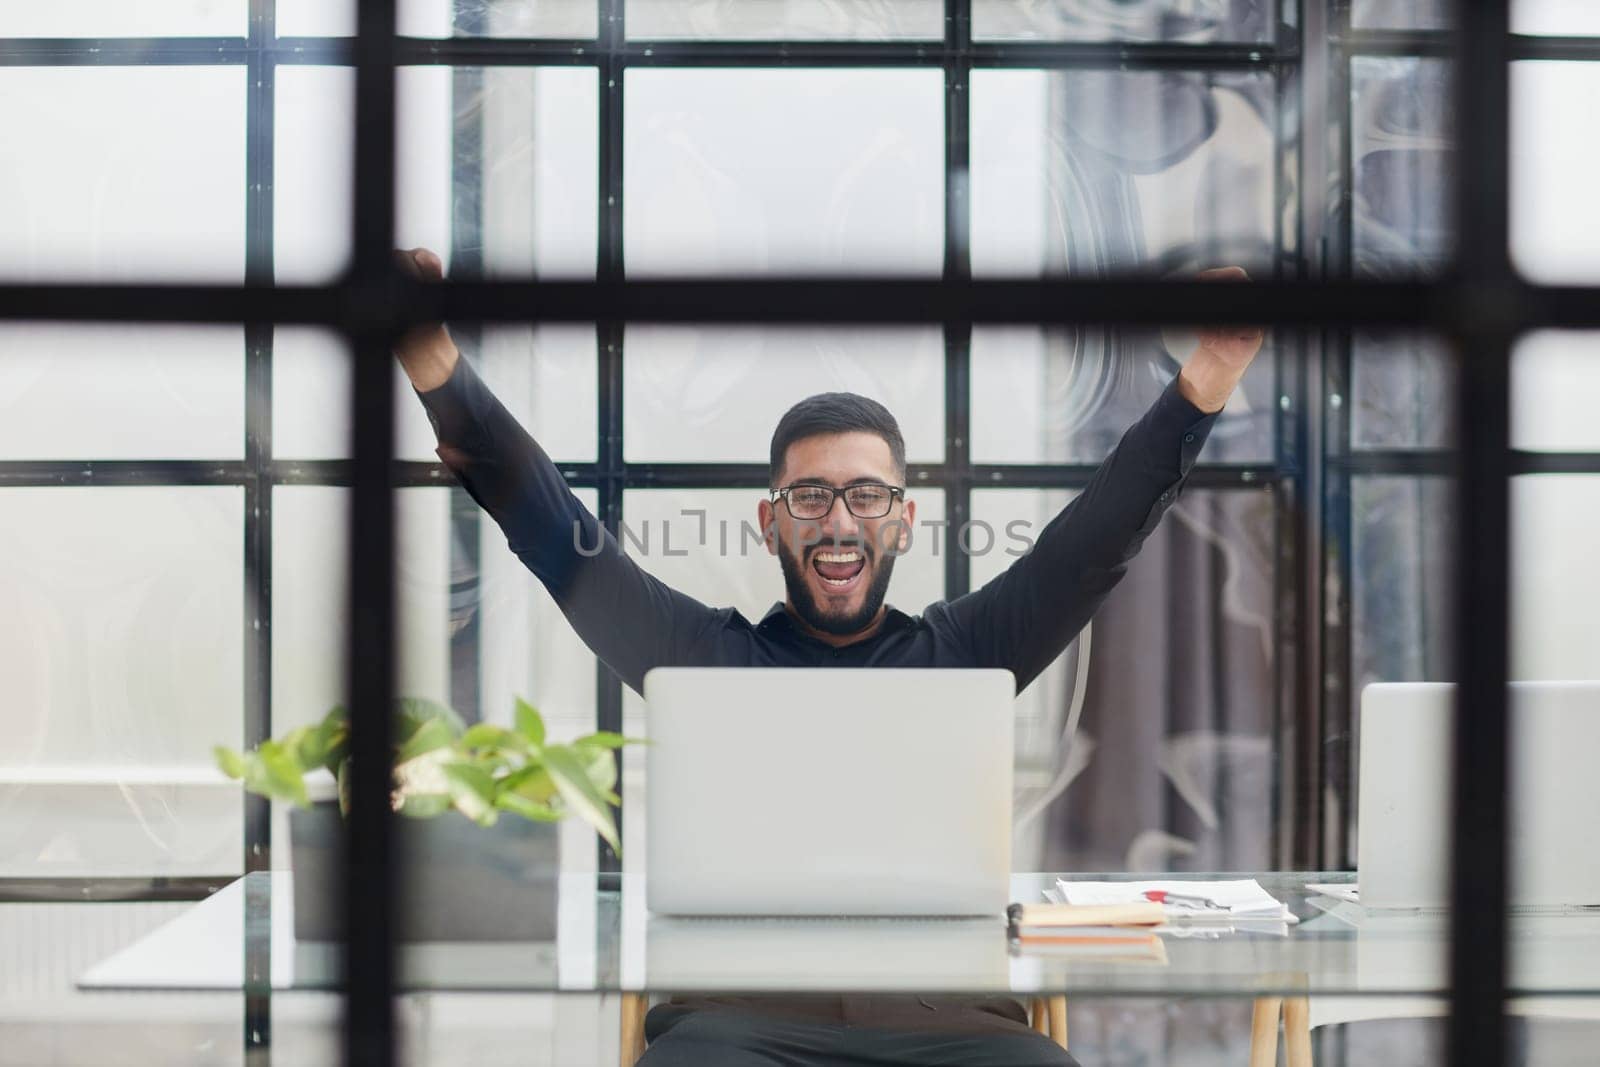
1179, 266, 1267, 413
392, 247, 459, 392
1194, 266, 1266, 371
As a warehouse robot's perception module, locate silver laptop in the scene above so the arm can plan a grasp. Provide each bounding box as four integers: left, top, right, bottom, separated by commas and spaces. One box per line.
1358, 681, 1600, 909
643, 667, 1014, 917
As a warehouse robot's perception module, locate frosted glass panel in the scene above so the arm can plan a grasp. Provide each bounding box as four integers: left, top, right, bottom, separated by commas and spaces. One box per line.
1514, 332, 1600, 451
970, 69, 1278, 278
0, 487, 243, 877
273, 327, 595, 462
276, 66, 597, 283
629, 0, 939, 39
270, 491, 450, 734
1351, 57, 1453, 277
970, 325, 1274, 464
0, 325, 243, 460
1351, 476, 1456, 696
0, 0, 244, 36
1513, 62, 1600, 284
0, 67, 245, 283
1515, 0, 1600, 34
275, 66, 355, 284
1349, 332, 1456, 450
624, 69, 943, 277
274, 66, 451, 283
277, 0, 595, 37
1513, 477, 1600, 680
973, 487, 1278, 872
974, 0, 1270, 42
1351, 0, 1448, 30
623, 327, 942, 464
477, 68, 599, 279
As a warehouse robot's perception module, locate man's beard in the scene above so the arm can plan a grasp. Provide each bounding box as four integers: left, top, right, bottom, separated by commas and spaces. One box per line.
776, 537, 898, 638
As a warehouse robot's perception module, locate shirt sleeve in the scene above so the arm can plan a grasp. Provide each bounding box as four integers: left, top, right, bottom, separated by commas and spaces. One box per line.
933, 374, 1220, 692
415, 356, 723, 694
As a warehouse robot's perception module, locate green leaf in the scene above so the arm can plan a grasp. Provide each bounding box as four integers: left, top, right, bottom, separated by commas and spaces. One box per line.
396, 715, 455, 764
257, 740, 311, 808
580, 745, 618, 794
399, 792, 452, 819
571, 731, 640, 750
541, 744, 621, 856
441, 762, 499, 826
514, 697, 546, 748
498, 764, 558, 804
495, 790, 564, 822
461, 722, 508, 750
280, 725, 329, 772
316, 705, 350, 767
214, 746, 248, 780
397, 697, 467, 741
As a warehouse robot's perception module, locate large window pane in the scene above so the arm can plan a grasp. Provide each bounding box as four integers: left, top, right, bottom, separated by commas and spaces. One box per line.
0, 488, 243, 877
1514, 0, 1600, 35
1351, 57, 1453, 278
276, 65, 596, 284
277, 0, 595, 37
1350, 0, 1448, 30
1513, 62, 1600, 284
970, 69, 1279, 279
624, 328, 942, 464
273, 326, 596, 462
971, 487, 1277, 871
0, 67, 245, 283
1349, 333, 1457, 450
0, 0, 244, 37
973, 0, 1271, 42
276, 66, 451, 283
1512, 476, 1600, 679
0, 325, 243, 460
1513, 332, 1600, 452
274, 66, 355, 285
970, 326, 1275, 464
624, 69, 942, 277
628, 0, 939, 39
1351, 476, 1457, 691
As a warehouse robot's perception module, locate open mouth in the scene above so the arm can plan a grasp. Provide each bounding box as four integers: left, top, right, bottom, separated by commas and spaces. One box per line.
810, 548, 867, 591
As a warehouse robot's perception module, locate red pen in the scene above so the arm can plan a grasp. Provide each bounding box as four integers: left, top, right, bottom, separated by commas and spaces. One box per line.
1143, 889, 1228, 910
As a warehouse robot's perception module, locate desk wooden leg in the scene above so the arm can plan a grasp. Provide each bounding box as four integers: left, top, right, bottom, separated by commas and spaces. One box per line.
620, 993, 648, 1067
1250, 996, 1283, 1067
1047, 995, 1069, 1050
1282, 996, 1312, 1067
1030, 997, 1049, 1037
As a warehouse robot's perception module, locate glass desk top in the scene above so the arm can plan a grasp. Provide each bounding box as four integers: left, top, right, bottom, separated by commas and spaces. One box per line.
76, 871, 1600, 1000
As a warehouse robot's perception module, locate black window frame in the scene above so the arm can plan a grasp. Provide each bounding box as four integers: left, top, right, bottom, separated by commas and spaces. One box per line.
2, 1, 1596, 1065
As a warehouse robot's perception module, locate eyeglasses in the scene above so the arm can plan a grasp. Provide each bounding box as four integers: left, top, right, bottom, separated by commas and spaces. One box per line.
771, 482, 905, 520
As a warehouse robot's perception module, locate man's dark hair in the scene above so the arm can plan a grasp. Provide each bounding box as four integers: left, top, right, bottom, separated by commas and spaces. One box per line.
769, 392, 906, 488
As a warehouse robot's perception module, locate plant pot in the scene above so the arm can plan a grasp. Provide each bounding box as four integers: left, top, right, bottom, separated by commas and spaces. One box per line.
288, 801, 560, 942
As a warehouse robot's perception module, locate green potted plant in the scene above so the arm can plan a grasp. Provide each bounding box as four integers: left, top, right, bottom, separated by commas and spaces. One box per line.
215, 696, 638, 942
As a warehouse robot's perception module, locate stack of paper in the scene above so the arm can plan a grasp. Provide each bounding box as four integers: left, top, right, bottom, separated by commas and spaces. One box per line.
1006, 905, 1169, 964
1056, 879, 1298, 924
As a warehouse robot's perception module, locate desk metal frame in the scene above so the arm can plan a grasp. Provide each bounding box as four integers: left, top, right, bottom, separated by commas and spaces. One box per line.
4, 1, 1598, 1065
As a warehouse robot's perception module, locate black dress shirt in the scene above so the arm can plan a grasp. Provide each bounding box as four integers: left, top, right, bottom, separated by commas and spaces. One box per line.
418, 356, 1217, 697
